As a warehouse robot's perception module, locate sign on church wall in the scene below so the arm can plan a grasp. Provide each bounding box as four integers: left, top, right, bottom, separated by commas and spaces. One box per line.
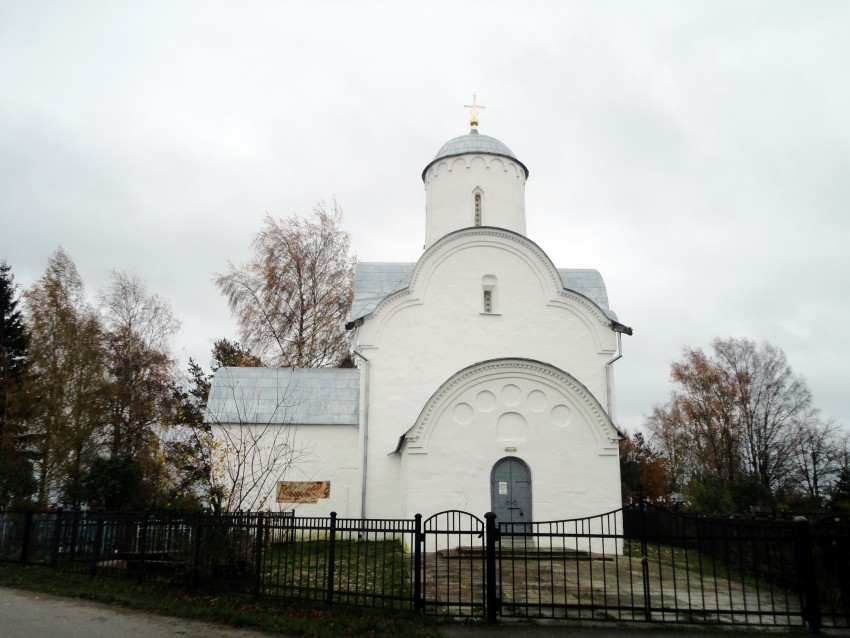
276, 481, 331, 504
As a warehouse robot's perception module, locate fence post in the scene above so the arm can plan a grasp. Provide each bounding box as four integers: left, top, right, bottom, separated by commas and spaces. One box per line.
638, 493, 652, 622
191, 511, 203, 589
485, 511, 500, 623
90, 511, 104, 577
793, 518, 822, 633
51, 508, 64, 567
68, 511, 79, 564
326, 511, 337, 606
19, 511, 33, 565
253, 512, 265, 597
413, 513, 422, 614
137, 511, 149, 584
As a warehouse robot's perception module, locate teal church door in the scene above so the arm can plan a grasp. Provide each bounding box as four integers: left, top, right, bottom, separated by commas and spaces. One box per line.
490, 457, 532, 534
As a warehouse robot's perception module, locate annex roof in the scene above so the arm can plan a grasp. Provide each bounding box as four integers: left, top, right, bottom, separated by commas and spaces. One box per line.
349, 262, 618, 322
206, 367, 359, 426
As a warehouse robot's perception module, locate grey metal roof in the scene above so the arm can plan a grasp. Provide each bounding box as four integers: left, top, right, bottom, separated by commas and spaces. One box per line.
206, 367, 359, 426
557, 269, 618, 321
350, 262, 415, 321
422, 130, 529, 180
350, 262, 617, 322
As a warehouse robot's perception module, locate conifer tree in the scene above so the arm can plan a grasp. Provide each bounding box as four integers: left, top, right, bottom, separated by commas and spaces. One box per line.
0, 260, 36, 505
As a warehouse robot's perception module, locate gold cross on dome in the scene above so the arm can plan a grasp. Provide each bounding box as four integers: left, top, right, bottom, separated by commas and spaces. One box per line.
464, 93, 486, 130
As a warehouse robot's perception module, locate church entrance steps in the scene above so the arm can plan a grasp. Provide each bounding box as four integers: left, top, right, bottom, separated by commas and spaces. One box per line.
438, 544, 613, 561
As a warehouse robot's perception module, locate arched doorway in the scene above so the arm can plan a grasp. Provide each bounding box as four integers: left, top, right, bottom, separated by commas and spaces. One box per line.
490, 457, 532, 534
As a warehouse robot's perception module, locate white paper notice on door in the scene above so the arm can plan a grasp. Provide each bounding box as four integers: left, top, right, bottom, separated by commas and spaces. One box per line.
498, 481, 508, 495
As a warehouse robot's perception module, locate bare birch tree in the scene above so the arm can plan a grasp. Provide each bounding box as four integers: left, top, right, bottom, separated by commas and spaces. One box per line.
82, 271, 182, 507
713, 338, 814, 493
215, 200, 355, 368
99, 271, 180, 460
205, 367, 306, 512
789, 418, 845, 504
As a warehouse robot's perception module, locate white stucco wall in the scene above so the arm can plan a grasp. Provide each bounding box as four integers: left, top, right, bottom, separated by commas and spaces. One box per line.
424, 154, 527, 248
281, 424, 361, 517
211, 422, 360, 517
401, 360, 621, 522
354, 228, 621, 520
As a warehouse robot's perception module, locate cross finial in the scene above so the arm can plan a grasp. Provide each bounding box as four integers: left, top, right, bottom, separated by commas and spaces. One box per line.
464, 93, 486, 131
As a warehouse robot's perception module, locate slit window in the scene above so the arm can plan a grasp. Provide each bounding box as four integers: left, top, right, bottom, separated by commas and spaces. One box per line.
474, 192, 482, 226
482, 274, 497, 313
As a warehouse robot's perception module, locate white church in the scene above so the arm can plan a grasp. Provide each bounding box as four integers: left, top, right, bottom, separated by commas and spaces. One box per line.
208, 105, 631, 524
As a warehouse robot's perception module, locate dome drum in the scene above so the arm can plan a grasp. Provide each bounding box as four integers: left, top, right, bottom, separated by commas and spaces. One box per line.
423, 129, 528, 249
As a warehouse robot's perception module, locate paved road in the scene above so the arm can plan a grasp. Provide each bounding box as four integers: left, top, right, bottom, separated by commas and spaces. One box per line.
1, 586, 838, 638
0, 587, 273, 638
440, 622, 811, 637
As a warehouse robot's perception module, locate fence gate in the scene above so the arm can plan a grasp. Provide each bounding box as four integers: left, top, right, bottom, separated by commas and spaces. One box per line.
419, 510, 488, 617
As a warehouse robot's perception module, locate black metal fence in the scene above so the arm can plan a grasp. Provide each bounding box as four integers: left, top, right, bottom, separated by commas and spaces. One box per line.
0, 509, 417, 611
2, 502, 849, 631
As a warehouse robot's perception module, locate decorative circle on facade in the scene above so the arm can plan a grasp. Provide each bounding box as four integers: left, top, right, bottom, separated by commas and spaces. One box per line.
404, 358, 620, 451
496, 411, 528, 441
453, 402, 474, 425
551, 404, 572, 428
501, 384, 522, 407
527, 389, 547, 413
476, 390, 497, 412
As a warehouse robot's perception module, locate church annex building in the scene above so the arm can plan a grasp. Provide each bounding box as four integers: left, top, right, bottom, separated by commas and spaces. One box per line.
207, 109, 632, 524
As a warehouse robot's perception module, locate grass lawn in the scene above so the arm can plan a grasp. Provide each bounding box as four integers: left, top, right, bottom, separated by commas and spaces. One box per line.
0, 562, 443, 638
263, 538, 412, 609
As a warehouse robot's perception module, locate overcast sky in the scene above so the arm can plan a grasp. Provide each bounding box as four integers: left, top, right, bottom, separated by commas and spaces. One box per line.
2, 1, 848, 432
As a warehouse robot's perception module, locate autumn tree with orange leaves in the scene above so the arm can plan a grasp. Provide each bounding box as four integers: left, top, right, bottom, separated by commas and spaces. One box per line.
645, 337, 828, 514
619, 431, 666, 503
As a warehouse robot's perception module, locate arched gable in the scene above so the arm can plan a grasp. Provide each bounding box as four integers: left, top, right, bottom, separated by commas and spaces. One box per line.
399, 358, 622, 456
362, 228, 616, 351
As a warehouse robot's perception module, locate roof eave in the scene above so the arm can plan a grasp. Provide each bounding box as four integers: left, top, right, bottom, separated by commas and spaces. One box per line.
421, 151, 530, 181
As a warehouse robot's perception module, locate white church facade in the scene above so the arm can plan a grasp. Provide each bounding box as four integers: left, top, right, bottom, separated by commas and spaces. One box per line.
208, 111, 631, 524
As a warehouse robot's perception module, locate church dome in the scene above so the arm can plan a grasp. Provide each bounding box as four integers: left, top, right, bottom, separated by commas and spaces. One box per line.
422, 130, 529, 181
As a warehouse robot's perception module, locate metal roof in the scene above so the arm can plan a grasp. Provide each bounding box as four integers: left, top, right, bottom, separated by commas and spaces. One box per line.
206, 367, 359, 426
556, 269, 618, 321
350, 263, 617, 322
350, 262, 415, 321
422, 130, 529, 179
